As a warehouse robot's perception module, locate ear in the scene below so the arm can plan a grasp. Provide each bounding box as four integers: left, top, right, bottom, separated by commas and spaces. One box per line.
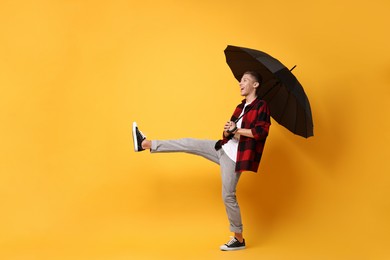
253, 82, 259, 88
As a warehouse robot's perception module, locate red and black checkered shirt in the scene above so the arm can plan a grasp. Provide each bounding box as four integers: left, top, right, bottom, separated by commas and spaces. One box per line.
216, 98, 271, 173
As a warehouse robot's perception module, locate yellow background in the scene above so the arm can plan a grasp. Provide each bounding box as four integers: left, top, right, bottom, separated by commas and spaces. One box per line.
1, 0, 389, 259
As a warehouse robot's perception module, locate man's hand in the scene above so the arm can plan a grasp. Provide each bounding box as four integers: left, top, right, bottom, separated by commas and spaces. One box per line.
224, 121, 255, 139
224, 121, 237, 134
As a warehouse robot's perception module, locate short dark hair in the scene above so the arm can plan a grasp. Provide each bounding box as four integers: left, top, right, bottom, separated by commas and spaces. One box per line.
243, 70, 262, 84
243, 71, 262, 96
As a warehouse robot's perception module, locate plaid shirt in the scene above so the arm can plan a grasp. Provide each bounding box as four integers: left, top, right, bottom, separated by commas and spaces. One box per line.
215, 98, 271, 173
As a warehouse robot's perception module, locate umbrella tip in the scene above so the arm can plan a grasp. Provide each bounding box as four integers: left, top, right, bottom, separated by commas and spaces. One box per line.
290, 65, 297, 71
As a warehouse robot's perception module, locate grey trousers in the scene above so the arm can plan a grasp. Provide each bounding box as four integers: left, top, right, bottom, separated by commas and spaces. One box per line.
151, 138, 243, 233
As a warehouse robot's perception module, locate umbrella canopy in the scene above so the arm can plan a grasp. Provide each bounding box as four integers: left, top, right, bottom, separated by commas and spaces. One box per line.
224, 45, 313, 138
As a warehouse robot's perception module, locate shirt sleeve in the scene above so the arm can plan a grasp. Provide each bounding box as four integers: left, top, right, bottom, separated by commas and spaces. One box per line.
251, 101, 271, 141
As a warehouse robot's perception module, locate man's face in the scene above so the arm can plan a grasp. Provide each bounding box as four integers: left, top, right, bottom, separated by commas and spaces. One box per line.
239, 73, 259, 97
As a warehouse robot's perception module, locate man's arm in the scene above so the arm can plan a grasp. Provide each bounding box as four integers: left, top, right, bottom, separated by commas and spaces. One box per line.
226, 101, 270, 140
235, 128, 254, 138
225, 121, 254, 138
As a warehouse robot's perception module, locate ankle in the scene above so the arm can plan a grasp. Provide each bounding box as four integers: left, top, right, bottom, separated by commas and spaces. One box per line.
142, 140, 151, 150
234, 233, 244, 243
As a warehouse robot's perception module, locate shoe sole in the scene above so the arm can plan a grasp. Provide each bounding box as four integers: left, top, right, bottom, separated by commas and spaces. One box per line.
220, 246, 246, 251
132, 122, 139, 152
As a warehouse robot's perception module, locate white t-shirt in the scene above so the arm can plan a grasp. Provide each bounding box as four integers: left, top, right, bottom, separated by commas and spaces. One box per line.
222, 102, 250, 162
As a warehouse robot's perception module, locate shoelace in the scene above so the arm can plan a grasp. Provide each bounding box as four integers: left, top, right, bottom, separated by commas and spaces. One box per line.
225, 236, 238, 246
137, 128, 146, 139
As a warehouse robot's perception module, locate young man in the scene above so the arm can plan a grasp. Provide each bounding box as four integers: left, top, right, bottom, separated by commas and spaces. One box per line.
132, 71, 271, 251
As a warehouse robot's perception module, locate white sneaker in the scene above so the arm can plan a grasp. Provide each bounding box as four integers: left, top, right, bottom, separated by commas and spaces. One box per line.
220, 237, 246, 251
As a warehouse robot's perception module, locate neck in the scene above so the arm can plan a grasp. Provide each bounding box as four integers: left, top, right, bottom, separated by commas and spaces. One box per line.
245, 94, 257, 104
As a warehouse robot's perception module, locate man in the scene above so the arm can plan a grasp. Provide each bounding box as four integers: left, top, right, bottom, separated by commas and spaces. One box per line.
132, 71, 271, 251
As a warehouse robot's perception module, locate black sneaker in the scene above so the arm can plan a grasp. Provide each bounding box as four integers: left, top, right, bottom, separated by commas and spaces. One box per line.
220, 237, 246, 251
132, 122, 146, 152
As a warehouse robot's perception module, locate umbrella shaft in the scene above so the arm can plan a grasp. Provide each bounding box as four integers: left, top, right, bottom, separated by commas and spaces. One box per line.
234, 99, 261, 123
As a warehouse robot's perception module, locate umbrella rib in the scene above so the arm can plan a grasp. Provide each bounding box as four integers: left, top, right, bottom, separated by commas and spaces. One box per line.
262, 81, 278, 100
279, 89, 290, 123
294, 98, 299, 135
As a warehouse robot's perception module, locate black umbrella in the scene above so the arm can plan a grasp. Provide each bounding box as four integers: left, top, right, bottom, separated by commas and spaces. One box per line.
224, 45, 313, 138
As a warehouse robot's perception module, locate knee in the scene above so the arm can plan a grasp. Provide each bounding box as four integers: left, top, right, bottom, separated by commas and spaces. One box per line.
222, 192, 237, 205
181, 138, 197, 147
